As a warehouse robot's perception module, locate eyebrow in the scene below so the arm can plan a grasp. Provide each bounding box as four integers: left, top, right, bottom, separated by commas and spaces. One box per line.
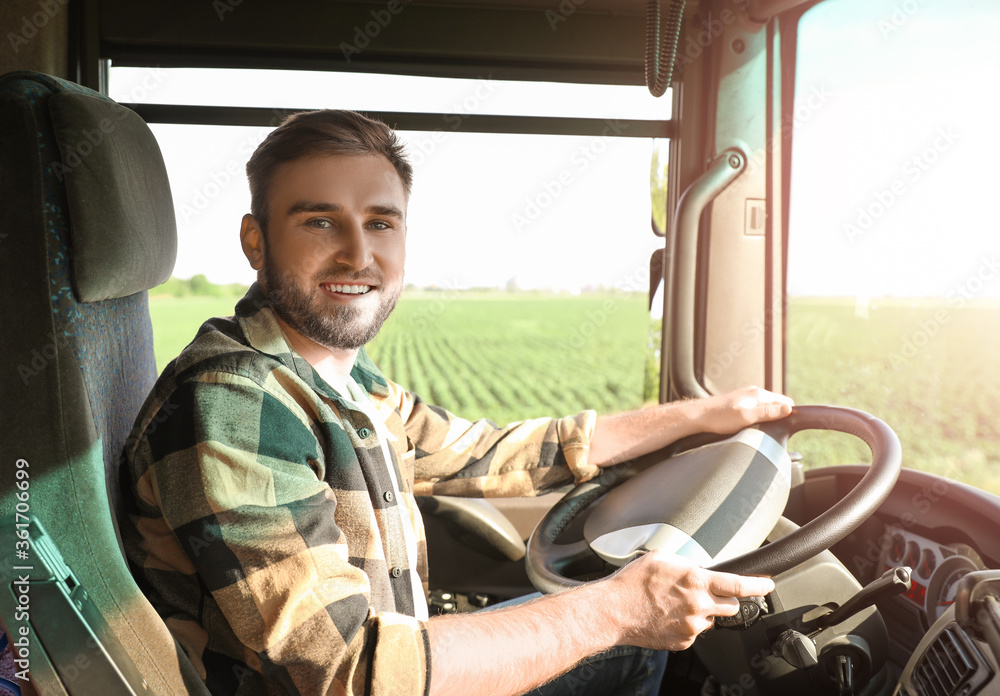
286, 200, 404, 220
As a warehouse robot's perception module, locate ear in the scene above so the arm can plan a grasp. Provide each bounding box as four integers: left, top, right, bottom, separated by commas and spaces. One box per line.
240, 214, 266, 271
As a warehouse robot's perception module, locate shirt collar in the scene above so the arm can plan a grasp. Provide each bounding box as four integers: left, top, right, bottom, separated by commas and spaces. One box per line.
234, 282, 390, 402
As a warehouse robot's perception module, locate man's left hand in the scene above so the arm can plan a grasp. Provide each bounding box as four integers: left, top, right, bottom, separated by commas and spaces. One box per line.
590, 386, 793, 469
697, 385, 794, 435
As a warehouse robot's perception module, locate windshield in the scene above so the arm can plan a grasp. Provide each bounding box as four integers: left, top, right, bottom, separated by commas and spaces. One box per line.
109, 67, 668, 423
786, 0, 1000, 493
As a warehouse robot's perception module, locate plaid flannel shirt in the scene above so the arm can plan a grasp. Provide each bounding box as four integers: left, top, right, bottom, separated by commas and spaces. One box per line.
120, 284, 598, 696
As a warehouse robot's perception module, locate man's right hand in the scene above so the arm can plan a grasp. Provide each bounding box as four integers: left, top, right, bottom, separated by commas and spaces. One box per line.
428, 550, 776, 696
605, 550, 776, 651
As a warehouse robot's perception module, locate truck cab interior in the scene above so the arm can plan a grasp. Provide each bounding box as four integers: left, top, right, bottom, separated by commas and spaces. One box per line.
0, 1, 998, 695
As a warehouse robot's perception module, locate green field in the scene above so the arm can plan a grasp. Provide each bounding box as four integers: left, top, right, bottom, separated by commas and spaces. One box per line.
149, 292, 1000, 494
149, 295, 247, 368
367, 292, 656, 424
785, 298, 1000, 494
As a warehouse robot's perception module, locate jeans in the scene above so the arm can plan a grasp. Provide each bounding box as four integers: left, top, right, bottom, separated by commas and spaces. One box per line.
526, 646, 668, 696
486, 593, 669, 696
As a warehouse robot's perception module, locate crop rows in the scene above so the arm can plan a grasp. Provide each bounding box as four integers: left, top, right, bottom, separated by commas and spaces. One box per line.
366, 293, 653, 425
784, 298, 1000, 493
150, 292, 1000, 495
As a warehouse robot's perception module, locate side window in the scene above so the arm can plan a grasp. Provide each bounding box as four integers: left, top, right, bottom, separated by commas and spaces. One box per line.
110, 68, 668, 421
786, 0, 1000, 493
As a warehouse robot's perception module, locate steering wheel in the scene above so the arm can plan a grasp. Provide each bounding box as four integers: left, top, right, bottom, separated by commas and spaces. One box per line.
526, 406, 902, 594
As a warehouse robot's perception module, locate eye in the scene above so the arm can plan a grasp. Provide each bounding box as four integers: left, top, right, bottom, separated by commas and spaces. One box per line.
368, 220, 393, 231
305, 218, 333, 230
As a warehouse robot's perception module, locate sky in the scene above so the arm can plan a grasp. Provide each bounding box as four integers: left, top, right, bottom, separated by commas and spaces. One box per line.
109, 68, 667, 294
109, 0, 1000, 299
787, 0, 1000, 299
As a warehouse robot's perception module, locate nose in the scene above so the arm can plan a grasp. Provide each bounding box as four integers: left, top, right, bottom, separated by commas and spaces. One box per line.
332, 222, 374, 269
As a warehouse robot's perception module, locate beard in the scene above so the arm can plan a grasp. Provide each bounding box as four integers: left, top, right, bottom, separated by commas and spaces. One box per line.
260, 256, 402, 352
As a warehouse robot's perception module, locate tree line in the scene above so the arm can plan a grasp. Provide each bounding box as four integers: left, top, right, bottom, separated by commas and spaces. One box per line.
154, 275, 249, 297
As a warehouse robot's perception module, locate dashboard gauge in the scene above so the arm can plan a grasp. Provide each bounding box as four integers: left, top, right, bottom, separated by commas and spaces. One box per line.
917, 548, 937, 580
905, 540, 921, 569
952, 544, 985, 566
924, 545, 986, 622
888, 532, 907, 565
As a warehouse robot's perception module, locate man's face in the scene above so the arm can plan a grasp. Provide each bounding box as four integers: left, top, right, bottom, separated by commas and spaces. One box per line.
253, 154, 407, 351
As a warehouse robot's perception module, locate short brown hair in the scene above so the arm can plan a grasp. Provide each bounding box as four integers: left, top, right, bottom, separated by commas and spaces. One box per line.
246, 109, 413, 234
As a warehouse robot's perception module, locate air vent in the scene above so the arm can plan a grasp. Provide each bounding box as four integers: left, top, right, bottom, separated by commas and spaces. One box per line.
912, 623, 994, 696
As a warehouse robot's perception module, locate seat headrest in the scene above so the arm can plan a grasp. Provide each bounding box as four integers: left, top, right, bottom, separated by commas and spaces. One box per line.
47, 89, 177, 302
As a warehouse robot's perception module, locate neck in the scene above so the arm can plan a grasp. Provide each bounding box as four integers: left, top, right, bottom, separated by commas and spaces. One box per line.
272, 313, 358, 395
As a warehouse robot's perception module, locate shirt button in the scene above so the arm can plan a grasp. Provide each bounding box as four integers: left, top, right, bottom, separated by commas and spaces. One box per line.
391, 566, 403, 578
358, 427, 371, 438
383, 491, 394, 503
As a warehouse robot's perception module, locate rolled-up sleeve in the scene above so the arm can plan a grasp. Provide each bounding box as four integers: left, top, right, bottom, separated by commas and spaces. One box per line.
382, 380, 598, 498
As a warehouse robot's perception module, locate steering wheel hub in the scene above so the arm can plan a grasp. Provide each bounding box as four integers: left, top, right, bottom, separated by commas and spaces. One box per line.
526, 406, 902, 594
584, 429, 793, 567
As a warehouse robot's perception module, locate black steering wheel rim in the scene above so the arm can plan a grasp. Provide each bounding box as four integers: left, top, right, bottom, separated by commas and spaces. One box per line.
526, 405, 903, 594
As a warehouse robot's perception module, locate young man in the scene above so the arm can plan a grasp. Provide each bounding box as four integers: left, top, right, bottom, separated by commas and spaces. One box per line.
120, 109, 792, 696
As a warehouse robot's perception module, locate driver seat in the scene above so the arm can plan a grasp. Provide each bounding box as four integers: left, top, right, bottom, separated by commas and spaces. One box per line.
0, 70, 207, 695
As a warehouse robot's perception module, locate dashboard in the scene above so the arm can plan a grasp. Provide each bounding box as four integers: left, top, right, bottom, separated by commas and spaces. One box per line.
879, 526, 989, 625
791, 466, 1000, 694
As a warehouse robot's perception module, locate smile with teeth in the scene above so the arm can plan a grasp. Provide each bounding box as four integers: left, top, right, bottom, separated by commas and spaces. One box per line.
321, 283, 373, 295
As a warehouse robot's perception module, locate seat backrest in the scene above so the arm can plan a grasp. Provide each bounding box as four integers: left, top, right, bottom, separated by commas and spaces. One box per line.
0, 70, 209, 696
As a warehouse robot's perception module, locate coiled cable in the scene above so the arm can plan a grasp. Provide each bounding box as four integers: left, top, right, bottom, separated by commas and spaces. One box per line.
645, 0, 686, 97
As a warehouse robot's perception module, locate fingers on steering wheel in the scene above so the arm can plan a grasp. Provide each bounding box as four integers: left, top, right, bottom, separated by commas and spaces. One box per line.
706, 570, 775, 599
711, 595, 741, 617
763, 401, 793, 420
